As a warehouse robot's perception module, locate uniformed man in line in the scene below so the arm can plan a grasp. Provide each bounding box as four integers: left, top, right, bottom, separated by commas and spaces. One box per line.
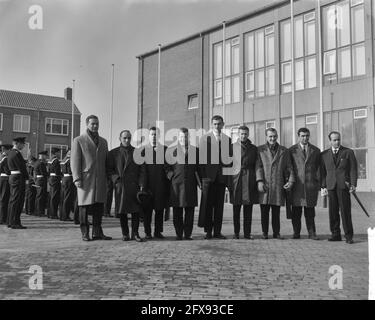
7, 137, 29, 229
0, 144, 12, 225
34, 150, 49, 217
60, 149, 74, 221
48, 147, 62, 219
25, 156, 37, 216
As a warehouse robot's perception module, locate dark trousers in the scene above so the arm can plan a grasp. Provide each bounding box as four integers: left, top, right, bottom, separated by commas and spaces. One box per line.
79, 203, 104, 238
35, 178, 47, 216
0, 178, 10, 224
120, 213, 140, 236
173, 207, 194, 238
25, 183, 36, 215
291, 206, 316, 236
61, 177, 75, 220
8, 175, 25, 227
143, 207, 164, 236
105, 179, 113, 216
260, 204, 281, 236
73, 194, 79, 223
328, 189, 353, 239
48, 179, 61, 218
233, 204, 253, 236
205, 181, 226, 235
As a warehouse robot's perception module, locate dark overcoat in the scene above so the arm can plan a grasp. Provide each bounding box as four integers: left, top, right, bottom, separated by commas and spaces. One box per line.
164, 144, 200, 208
141, 144, 169, 210
229, 140, 263, 205
258, 143, 295, 206
289, 143, 321, 207
107, 145, 146, 214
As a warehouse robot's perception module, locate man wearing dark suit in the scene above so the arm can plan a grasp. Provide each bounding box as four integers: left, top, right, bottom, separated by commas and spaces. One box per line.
7, 137, 29, 229
257, 128, 295, 239
0, 144, 12, 225
108, 130, 146, 242
60, 149, 74, 221
34, 150, 48, 217
289, 128, 320, 240
140, 127, 169, 239
165, 128, 201, 240
25, 156, 37, 216
320, 131, 358, 244
48, 148, 62, 219
198, 115, 232, 240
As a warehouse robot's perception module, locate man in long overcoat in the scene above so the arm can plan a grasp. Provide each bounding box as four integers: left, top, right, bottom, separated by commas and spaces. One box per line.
71, 115, 112, 241
229, 125, 263, 240
140, 126, 169, 239
258, 128, 295, 239
108, 130, 146, 242
165, 128, 201, 240
289, 128, 320, 240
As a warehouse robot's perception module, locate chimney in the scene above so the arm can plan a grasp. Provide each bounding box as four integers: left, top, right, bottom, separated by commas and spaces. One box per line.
64, 87, 72, 101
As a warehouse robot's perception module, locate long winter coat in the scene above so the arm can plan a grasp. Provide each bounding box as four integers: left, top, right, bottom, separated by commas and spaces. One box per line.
71, 131, 108, 206
258, 143, 295, 206
229, 140, 263, 205
107, 145, 146, 214
164, 144, 200, 208
289, 143, 321, 207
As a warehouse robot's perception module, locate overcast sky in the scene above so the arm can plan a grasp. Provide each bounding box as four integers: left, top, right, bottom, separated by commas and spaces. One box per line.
0, 0, 268, 147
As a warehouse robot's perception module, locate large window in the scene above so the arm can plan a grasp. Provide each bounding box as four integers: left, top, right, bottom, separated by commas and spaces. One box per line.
13, 114, 30, 133
44, 144, 68, 160
244, 25, 275, 99
45, 118, 69, 135
322, 0, 365, 84
213, 37, 240, 106
324, 107, 368, 179
0, 113, 3, 131
252, 120, 276, 146
280, 11, 317, 93
281, 114, 318, 148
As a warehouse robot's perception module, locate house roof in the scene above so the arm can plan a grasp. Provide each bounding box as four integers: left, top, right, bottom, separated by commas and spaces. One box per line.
136, 0, 291, 59
0, 89, 81, 115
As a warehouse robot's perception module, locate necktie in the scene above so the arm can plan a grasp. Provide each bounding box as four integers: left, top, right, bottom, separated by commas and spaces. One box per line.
303, 146, 307, 158
333, 149, 338, 163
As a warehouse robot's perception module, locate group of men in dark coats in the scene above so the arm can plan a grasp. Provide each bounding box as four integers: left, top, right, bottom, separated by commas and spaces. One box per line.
0, 137, 78, 229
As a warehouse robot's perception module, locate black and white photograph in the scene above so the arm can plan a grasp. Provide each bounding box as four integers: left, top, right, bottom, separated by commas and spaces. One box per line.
0, 0, 375, 305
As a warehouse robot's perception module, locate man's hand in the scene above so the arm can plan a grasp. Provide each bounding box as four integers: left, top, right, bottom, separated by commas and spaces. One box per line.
75, 181, 82, 188
321, 188, 328, 196
283, 181, 293, 190
257, 181, 265, 193
349, 185, 356, 193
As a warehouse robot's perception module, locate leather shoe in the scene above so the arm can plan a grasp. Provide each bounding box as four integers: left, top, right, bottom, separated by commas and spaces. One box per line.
82, 235, 91, 241
132, 234, 144, 242
176, 236, 183, 241
244, 235, 254, 240
328, 236, 342, 241
184, 236, 193, 240
204, 233, 212, 239
154, 233, 165, 239
122, 235, 131, 241
262, 234, 268, 239
233, 234, 240, 239
213, 234, 227, 239
292, 234, 300, 239
145, 234, 153, 240
92, 235, 112, 240
273, 234, 284, 240
309, 234, 320, 240
346, 238, 354, 244
11, 225, 27, 229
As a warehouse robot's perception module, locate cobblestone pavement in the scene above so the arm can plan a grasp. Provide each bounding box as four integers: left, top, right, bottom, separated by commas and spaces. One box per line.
0, 199, 374, 300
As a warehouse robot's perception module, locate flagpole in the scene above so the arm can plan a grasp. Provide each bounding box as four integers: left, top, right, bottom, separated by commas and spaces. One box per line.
110, 63, 114, 149
291, 0, 296, 145
71, 79, 75, 148
222, 21, 226, 122
318, 0, 324, 150
157, 44, 161, 123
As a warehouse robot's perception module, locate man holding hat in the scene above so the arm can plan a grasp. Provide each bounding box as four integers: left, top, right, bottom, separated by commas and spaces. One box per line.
7, 137, 29, 229
48, 147, 62, 219
34, 150, 48, 217
0, 144, 12, 225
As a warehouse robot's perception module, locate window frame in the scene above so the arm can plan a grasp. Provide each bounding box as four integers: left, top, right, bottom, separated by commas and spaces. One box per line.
44, 144, 69, 160
45, 118, 69, 136
13, 114, 31, 133
187, 94, 199, 110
